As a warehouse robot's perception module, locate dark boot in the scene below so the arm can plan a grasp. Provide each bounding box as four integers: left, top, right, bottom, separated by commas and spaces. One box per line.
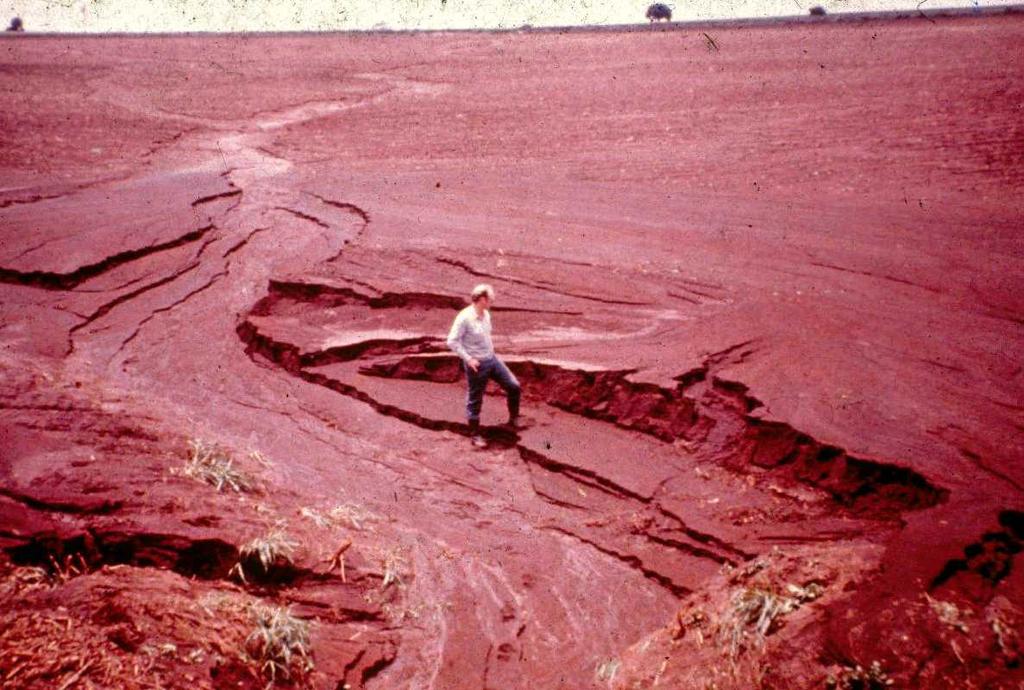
505, 414, 533, 430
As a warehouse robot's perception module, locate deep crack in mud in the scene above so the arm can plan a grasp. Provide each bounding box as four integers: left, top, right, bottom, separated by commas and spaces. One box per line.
239, 281, 948, 521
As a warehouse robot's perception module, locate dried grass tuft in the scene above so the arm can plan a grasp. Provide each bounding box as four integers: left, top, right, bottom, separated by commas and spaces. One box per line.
380, 549, 408, 590
177, 438, 260, 493
244, 602, 314, 688
720, 582, 823, 658
328, 503, 379, 531
925, 593, 971, 633
825, 661, 894, 689
230, 523, 298, 583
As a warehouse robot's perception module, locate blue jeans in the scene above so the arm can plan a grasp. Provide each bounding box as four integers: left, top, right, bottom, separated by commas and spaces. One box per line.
464, 355, 521, 423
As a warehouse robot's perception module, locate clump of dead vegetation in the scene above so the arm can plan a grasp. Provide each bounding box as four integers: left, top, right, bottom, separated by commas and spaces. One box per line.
626, 547, 857, 689
825, 661, 894, 689
0, 547, 322, 690
298, 502, 381, 532
244, 602, 314, 688
0, 564, 52, 599
174, 437, 263, 493
230, 523, 299, 584
379, 547, 409, 590
664, 556, 829, 662
0, 550, 100, 600
296, 502, 384, 584
0, 608, 141, 688
330, 502, 379, 530
717, 567, 824, 659
988, 600, 1020, 665
368, 546, 419, 625
1, 558, 248, 689
925, 592, 971, 633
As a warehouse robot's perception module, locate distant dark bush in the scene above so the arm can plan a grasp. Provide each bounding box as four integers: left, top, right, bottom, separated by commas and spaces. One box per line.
646, 3, 672, 22
809, 6, 827, 16
6, 16, 24, 31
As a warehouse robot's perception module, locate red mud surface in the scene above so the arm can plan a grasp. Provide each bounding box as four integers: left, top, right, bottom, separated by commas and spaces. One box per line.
1, 14, 1023, 690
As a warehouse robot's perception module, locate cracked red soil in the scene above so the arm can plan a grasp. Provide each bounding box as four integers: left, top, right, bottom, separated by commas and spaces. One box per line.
2, 12, 1023, 690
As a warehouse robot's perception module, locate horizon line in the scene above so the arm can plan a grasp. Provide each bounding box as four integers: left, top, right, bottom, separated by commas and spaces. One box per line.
2, 3, 1021, 38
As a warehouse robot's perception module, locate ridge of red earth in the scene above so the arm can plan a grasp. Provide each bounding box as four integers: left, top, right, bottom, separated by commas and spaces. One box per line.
1, 11, 1022, 690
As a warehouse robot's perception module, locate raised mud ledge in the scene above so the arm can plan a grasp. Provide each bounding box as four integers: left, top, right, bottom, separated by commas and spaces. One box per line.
236, 282, 949, 522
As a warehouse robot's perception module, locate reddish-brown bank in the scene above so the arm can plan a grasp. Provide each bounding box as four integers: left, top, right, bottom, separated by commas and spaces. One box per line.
1, 11, 1022, 690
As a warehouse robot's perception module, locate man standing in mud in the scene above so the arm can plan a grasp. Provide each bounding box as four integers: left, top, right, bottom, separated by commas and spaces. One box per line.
446, 284, 524, 448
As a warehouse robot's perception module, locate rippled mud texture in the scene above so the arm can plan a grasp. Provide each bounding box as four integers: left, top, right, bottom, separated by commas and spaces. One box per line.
2, 12, 1023, 690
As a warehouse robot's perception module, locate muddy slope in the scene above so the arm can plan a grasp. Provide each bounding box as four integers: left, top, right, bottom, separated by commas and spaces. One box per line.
2, 13, 1023, 689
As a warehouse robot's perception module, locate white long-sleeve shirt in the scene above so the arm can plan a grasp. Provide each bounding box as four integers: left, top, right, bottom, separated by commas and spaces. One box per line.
446, 305, 495, 364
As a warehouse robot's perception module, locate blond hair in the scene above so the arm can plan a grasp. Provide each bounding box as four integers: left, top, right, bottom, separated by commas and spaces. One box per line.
470, 283, 495, 303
